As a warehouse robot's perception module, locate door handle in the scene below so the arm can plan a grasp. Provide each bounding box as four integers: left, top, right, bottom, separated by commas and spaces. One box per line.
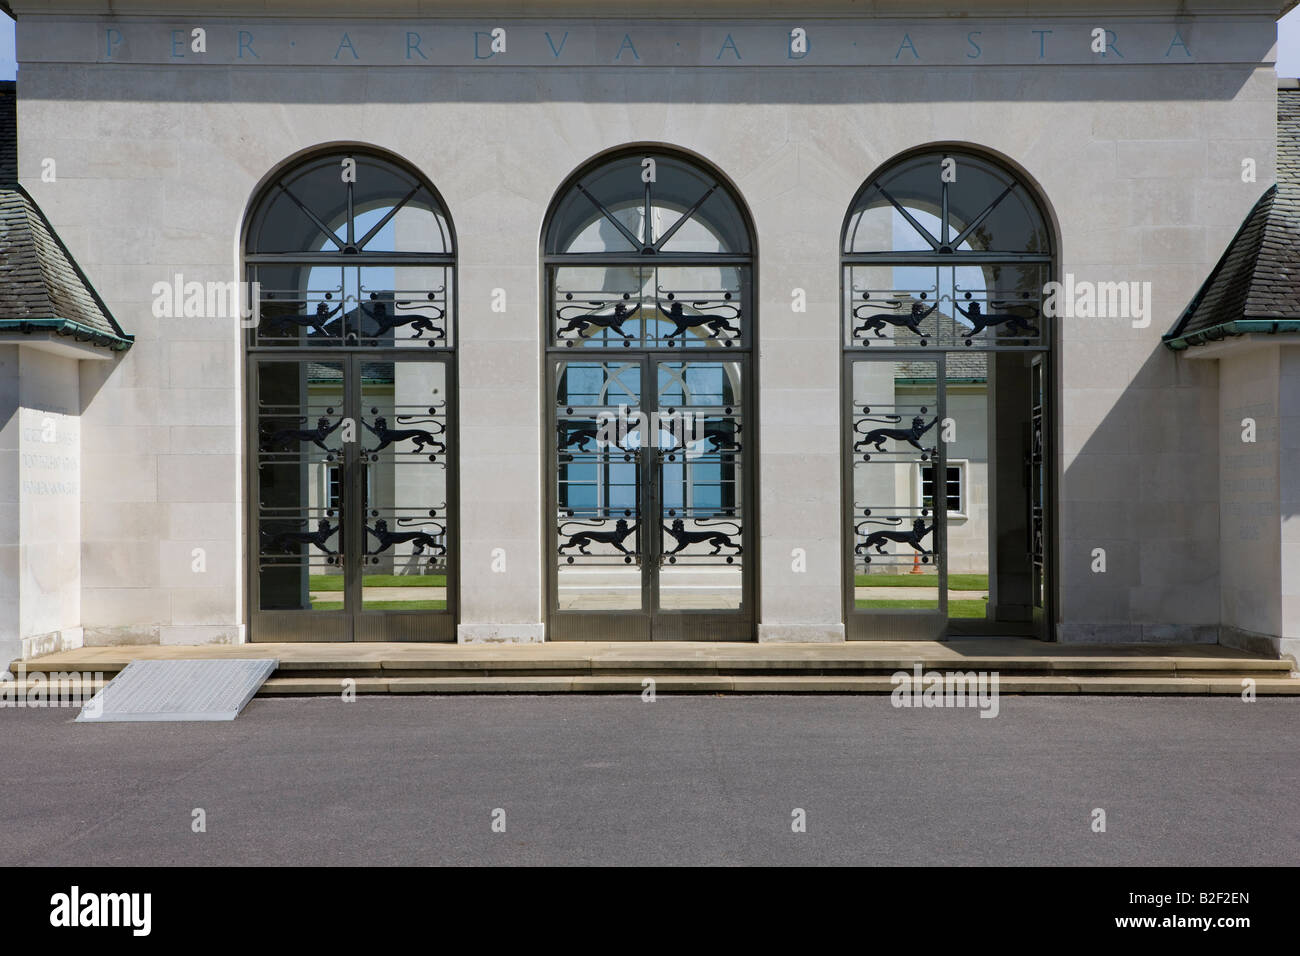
643, 444, 659, 567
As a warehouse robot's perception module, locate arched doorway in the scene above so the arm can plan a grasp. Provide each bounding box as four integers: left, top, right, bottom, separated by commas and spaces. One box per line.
542, 148, 756, 641
244, 148, 457, 641
841, 148, 1055, 640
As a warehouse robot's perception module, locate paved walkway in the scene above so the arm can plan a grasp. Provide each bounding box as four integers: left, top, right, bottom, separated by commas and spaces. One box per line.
4, 696, 1297, 866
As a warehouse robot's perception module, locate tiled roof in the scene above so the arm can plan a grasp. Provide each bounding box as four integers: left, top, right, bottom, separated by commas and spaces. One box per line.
308, 361, 394, 384
1164, 84, 1300, 348
897, 350, 988, 382
0, 82, 132, 352
895, 313, 989, 381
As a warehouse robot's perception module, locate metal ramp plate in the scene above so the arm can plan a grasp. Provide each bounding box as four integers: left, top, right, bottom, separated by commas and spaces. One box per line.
77, 659, 278, 722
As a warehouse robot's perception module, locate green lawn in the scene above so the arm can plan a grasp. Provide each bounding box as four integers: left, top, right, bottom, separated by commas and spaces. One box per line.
854, 573, 988, 591
310, 600, 447, 611
855, 598, 989, 618
309, 574, 446, 591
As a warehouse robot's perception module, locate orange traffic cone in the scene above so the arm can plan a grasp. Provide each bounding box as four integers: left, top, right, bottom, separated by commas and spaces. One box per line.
910, 552, 923, 575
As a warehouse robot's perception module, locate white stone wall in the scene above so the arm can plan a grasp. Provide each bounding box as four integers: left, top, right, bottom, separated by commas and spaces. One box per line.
1219, 348, 1281, 643
0, 344, 86, 670
0, 346, 20, 666
19, 349, 82, 644
12, 9, 1280, 644
1281, 346, 1300, 661
1213, 343, 1300, 661
942, 389, 989, 576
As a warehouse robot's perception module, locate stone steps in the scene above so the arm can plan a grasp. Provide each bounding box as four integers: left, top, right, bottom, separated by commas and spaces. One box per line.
259, 674, 1300, 695
4, 672, 1297, 699
5, 641, 1296, 697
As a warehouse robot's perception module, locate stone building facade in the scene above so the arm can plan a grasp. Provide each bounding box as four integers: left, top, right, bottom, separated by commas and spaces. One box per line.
1, 0, 1295, 663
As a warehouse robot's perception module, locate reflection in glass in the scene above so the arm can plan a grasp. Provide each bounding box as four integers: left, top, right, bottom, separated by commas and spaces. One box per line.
552, 265, 744, 351
656, 361, 743, 611
843, 152, 1049, 256
547, 153, 749, 256
358, 362, 449, 612
852, 360, 942, 614
246, 151, 455, 351
555, 361, 644, 611
256, 361, 346, 611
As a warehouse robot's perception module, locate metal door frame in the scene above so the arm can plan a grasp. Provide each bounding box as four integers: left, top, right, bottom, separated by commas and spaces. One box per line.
841, 350, 950, 641
245, 350, 458, 642
1028, 351, 1051, 636
546, 351, 755, 641
840, 349, 1055, 641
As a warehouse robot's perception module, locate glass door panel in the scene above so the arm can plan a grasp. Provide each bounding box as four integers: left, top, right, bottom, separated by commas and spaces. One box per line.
654, 360, 744, 611
249, 355, 454, 642
359, 360, 450, 615
554, 360, 644, 613
548, 353, 753, 640
847, 355, 945, 639
252, 358, 350, 641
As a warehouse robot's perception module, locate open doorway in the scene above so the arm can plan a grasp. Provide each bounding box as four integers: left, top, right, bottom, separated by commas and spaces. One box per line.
840, 148, 1054, 640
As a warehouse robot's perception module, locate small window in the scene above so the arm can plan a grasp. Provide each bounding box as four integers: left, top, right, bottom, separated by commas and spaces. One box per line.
327, 465, 342, 513
919, 461, 965, 517
326, 465, 370, 513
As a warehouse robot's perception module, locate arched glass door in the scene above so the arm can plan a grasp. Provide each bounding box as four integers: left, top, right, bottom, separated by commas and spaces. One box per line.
544, 150, 755, 641
841, 149, 1055, 640
244, 150, 457, 641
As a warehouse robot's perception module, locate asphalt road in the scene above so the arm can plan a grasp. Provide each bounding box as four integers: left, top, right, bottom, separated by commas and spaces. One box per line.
2, 696, 1296, 866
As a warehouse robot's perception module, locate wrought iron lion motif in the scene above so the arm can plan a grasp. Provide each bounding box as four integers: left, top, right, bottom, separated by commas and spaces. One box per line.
661, 518, 742, 556
854, 414, 938, 456
260, 518, 337, 555
362, 416, 445, 456
852, 295, 937, 341
265, 301, 341, 337
362, 297, 445, 340
656, 294, 741, 339
260, 416, 342, 452
365, 518, 446, 558
556, 300, 636, 341
855, 517, 933, 560
954, 297, 1040, 341
557, 519, 638, 557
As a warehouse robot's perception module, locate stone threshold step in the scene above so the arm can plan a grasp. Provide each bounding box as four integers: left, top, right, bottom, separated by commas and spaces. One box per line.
269, 666, 1294, 681
2, 674, 1295, 701
19, 657, 1292, 678
14, 641, 1291, 674
257, 675, 1300, 695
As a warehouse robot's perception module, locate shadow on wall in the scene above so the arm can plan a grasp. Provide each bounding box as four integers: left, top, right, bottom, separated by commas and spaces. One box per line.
1058, 332, 1222, 645
78, 349, 118, 414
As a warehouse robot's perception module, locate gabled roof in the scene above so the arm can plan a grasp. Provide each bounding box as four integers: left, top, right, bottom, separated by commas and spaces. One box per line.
0, 82, 132, 352
1164, 83, 1300, 349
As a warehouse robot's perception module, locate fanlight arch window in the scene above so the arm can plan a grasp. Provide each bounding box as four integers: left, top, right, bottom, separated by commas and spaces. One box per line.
544, 149, 753, 351
245, 150, 455, 348
842, 149, 1053, 350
